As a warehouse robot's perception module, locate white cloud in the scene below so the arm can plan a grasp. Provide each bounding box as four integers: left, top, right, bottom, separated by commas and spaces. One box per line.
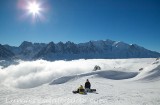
0, 58, 156, 89
0, 59, 97, 88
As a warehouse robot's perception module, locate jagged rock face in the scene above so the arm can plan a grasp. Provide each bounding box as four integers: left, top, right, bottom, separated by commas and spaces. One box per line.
1, 40, 160, 60
0, 44, 15, 60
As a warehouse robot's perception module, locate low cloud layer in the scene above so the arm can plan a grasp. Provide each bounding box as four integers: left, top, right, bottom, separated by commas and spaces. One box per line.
0, 58, 154, 89
0, 59, 105, 88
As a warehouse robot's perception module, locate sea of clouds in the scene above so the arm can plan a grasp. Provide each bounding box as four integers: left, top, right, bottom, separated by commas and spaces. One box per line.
0, 59, 111, 89
0, 58, 150, 89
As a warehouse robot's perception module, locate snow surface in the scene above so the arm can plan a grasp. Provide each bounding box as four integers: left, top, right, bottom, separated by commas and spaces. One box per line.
0, 58, 160, 105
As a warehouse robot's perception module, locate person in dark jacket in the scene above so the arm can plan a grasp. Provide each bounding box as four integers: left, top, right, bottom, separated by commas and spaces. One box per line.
85, 79, 91, 92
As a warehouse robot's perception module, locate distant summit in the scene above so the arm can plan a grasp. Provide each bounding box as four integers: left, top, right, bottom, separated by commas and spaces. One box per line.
1, 39, 160, 60
0, 44, 14, 60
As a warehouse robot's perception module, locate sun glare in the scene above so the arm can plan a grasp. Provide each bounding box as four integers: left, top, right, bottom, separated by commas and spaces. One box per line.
27, 1, 41, 16
19, 0, 47, 22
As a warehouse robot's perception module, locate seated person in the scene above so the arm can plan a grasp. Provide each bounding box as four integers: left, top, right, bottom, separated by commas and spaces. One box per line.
77, 85, 85, 94
85, 79, 91, 92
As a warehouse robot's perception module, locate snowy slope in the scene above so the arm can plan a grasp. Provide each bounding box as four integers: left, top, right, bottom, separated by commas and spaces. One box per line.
0, 58, 160, 105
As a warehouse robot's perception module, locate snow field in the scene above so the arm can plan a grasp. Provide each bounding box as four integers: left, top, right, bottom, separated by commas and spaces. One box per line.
0, 58, 160, 105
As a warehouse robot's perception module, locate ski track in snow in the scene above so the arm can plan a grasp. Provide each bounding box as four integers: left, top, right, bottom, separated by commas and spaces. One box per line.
0, 58, 160, 105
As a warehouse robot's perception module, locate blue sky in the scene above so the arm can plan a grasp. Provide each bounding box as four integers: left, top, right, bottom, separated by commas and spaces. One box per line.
0, 0, 160, 52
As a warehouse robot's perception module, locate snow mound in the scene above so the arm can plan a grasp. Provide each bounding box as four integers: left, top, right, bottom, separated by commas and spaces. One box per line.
137, 65, 160, 81
135, 59, 160, 81
50, 70, 138, 85
143, 65, 160, 80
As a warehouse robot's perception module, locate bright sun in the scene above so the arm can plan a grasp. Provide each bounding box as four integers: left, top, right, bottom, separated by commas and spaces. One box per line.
27, 1, 41, 16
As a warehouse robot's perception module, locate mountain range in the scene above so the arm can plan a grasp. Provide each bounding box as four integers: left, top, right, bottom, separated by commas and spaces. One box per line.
0, 39, 160, 60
